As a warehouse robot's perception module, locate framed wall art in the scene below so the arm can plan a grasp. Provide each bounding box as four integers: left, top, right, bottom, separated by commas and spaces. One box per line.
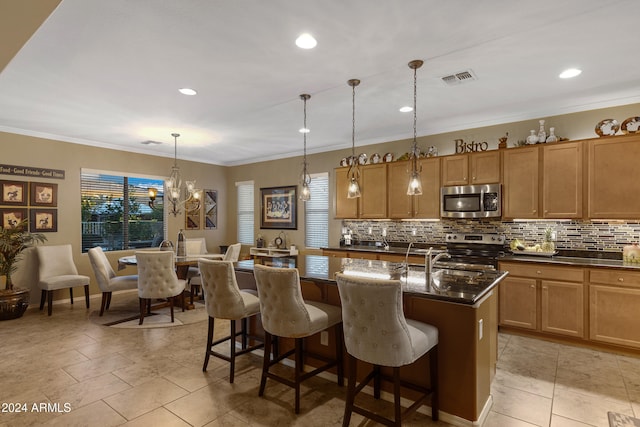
0, 208, 28, 229
204, 189, 217, 229
30, 182, 58, 206
30, 208, 58, 232
185, 198, 201, 230
0, 180, 28, 206
260, 186, 297, 230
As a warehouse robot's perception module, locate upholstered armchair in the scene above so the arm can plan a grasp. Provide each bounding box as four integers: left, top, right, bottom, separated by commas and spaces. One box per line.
88, 246, 138, 316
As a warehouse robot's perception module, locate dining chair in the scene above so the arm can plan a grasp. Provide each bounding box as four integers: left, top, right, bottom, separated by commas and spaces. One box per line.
253, 264, 343, 414
87, 246, 138, 316
36, 244, 90, 316
335, 273, 439, 426
135, 251, 186, 325
199, 259, 264, 382
188, 242, 241, 304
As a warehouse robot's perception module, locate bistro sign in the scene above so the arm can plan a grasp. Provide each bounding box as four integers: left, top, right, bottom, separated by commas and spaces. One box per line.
454, 138, 489, 154
0, 164, 65, 180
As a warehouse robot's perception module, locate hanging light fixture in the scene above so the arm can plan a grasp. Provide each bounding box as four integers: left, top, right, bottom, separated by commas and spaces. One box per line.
407, 60, 424, 196
299, 94, 312, 201
347, 79, 361, 199
165, 133, 201, 216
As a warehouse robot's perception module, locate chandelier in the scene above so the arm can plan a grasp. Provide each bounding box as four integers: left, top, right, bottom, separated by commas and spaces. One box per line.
347, 79, 361, 199
299, 94, 311, 201
165, 133, 201, 216
407, 60, 424, 196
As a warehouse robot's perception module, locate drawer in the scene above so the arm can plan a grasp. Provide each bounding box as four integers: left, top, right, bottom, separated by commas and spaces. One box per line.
499, 262, 583, 282
589, 269, 640, 288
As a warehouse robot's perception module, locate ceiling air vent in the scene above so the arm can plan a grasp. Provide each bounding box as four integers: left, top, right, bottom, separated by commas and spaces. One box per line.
440, 69, 477, 86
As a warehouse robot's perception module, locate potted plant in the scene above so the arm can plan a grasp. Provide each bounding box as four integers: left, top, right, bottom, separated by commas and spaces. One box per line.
0, 219, 46, 320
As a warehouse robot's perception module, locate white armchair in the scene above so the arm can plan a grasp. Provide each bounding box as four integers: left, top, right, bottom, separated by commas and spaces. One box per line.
88, 246, 138, 316
36, 244, 90, 316
135, 251, 186, 325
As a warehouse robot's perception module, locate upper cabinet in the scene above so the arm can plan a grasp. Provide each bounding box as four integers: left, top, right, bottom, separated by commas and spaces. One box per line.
387, 158, 440, 219
503, 146, 540, 219
359, 163, 388, 218
441, 151, 501, 186
588, 135, 640, 219
335, 167, 358, 218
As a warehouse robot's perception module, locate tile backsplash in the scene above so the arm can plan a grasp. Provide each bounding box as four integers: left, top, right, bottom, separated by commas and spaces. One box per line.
341, 219, 640, 253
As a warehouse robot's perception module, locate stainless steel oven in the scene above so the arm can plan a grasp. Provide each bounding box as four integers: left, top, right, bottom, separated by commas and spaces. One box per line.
441, 184, 501, 219
439, 233, 506, 270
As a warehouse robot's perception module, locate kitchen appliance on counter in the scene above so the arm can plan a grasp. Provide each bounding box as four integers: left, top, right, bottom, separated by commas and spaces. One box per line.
440, 233, 506, 270
441, 184, 501, 218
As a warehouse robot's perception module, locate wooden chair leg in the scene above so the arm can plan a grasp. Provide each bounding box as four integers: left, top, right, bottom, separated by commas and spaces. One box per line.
170, 297, 175, 322
373, 365, 381, 399
139, 298, 145, 325
259, 332, 272, 397
106, 292, 112, 310
241, 317, 248, 349
69, 287, 74, 305
294, 337, 304, 414
181, 290, 185, 312
99, 292, 110, 316
203, 316, 214, 371
84, 285, 90, 308
39, 290, 46, 310
230, 319, 237, 383
430, 346, 439, 421
342, 353, 357, 427
47, 290, 53, 316
336, 323, 344, 386
393, 367, 401, 427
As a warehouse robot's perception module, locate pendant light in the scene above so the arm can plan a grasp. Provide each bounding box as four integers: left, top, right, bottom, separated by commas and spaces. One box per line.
347, 79, 361, 199
299, 94, 311, 201
165, 133, 201, 216
407, 60, 424, 196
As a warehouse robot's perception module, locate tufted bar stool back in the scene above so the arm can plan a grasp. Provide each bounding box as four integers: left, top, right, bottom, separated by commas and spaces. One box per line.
222, 242, 242, 262
88, 246, 138, 316
198, 259, 263, 382
335, 272, 439, 426
253, 264, 344, 414
135, 251, 186, 325
36, 244, 91, 316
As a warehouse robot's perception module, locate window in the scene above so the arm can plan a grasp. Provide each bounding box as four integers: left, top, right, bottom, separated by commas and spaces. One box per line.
81, 169, 165, 252
237, 181, 254, 245
304, 173, 328, 249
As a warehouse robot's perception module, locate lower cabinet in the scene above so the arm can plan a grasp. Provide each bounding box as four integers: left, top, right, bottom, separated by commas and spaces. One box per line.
589, 269, 640, 349
498, 262, 585, 338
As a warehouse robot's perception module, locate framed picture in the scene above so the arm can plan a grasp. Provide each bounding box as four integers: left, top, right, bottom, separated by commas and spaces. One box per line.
0, 180, 28, 206
204, 189, 217, 229
30, 209, 58, 232
0, 208, 28, 229
185, 198, 201, 230
260, 186, 297, 230
30, 182, 58, 206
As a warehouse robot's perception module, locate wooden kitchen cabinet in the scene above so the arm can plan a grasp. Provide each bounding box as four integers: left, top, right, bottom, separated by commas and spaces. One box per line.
335, 167, 358, 218
502, 146, 540, 219
498, 261, 585, 338
588, 135, 640, 219
589, 268, 640, 349
388, 158, 440, 219
359, 163, 387, 218
542, 141, 583, 218
441, 151, 500, 186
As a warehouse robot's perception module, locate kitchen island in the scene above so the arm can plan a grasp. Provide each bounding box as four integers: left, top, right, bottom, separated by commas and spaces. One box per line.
234, 255, 508, 425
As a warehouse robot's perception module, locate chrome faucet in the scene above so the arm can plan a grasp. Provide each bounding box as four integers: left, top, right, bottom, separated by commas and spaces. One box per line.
425, 248, 451, 286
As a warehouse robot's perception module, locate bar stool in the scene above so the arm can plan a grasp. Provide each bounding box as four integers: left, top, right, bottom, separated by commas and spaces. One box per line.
335, 273, 439, 426
198, 259, 264, 383
253, 264, 344, 414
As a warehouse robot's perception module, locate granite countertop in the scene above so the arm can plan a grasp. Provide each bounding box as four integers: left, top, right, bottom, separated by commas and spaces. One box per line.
322, 243, 447, 256
236, 254, 507, 306
499, 253, 640, 270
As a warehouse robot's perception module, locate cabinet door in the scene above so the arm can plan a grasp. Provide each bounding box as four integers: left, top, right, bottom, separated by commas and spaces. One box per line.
543, 142, 583, 218
414, 157, 441, 219
588, 135, 640, 219
499, 276, 537, 330
387, 160, 413, 219
470, 151, 501, 184
335, 168, 358, 218
541, 280, 584, 337
441, 154, 468, 186
359, 164, 387, 218
502, 146, 540, 219
590, 284, 640, 349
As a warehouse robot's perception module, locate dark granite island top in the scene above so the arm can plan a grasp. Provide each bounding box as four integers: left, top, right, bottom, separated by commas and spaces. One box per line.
235, 254, 506, 423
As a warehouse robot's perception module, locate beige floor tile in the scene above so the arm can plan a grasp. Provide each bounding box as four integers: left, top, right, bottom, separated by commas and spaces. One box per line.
122, 407, 191, 427
555, 367, 628, 402
552, 388, 633, 427
557, 346, 621, 380
550, 414, 598, 427
41, 400, 126, 426
62, 353, 135, 382
103, 377, 188, 420
491, 381, 552, 426
483, 411, 539, 426
493, 368, 556, 399
43, 372, 131, 410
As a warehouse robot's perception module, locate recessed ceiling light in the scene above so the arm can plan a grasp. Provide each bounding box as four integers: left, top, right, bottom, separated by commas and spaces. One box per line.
178, 88, 197, 95
559, 68, 582, 79
299, 127, 310, 133
295, 33, 317, 49
399, 106, 413, 113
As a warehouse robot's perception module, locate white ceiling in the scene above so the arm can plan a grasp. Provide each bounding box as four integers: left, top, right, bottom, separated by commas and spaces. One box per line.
1, 0, 640, 166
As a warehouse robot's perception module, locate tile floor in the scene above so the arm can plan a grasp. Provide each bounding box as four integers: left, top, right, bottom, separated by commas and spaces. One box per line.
1, 292, 640, 427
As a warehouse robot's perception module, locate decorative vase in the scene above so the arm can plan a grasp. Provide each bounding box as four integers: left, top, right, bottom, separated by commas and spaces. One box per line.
0, 287, 30, 321
526, 130, 538, 144
537, 119, 547, 143
546, 127, 558, 143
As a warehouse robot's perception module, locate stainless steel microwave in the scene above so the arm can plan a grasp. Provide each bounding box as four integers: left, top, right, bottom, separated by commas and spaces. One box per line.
441, 184, 501, 219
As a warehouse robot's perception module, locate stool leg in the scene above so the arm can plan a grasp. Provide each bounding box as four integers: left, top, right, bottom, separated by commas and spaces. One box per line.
430, 346, 439, 421
229, 319, 237, 383
342, 353, 357, 427
106, 292, 112, 310
203, 316, 214, 371
335, 323, 344, 386
39, 290, 46, 310
373, 365, 381, 399
139, 298, 145, 325
99, 292, 109, 316
47, 290, 53, 316
393, 367, 401, 427
241, 317, 248, 349
259, 332, 272, 397
84, 285, 90, 308
294, 338, 304, 414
